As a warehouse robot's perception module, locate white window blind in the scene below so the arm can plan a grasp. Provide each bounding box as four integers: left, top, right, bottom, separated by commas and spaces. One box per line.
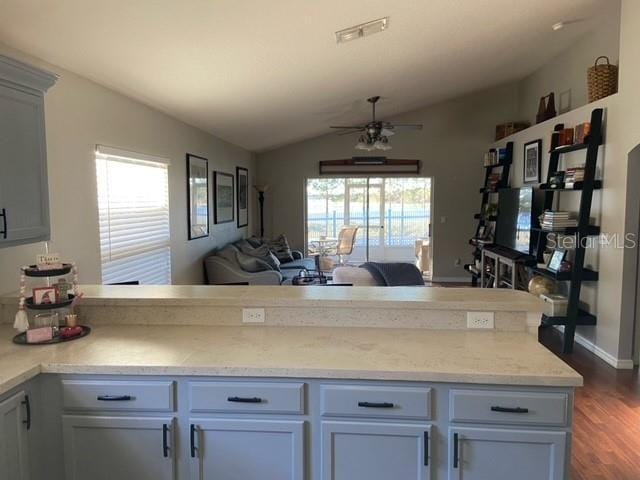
96, 147, 171, 285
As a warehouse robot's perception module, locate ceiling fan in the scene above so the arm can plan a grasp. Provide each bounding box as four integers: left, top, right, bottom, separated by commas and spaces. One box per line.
330, 96, 423, 151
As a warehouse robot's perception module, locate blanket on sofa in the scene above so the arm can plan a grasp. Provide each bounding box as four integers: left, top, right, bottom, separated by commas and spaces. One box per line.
359, 262, 425, 286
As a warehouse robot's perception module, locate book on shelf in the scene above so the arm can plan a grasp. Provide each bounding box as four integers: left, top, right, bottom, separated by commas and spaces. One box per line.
540, 211, 578, 230
564, 167, 585, 189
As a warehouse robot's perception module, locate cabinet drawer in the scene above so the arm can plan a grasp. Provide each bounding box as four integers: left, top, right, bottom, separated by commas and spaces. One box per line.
62, 380, 174, 412
190, 381, 305, 414
449, 389, 569, 426
320, 385, 431, 420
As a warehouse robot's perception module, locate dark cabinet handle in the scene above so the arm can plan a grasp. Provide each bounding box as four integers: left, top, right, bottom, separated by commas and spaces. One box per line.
0, 208, 7, 239
453, 433, 459, 469
424, 431, 429, 466
227, 396, 263, 403
97, 395, 133, 401
490, 406, 529, 414
22, 395, 31, 430
162, 424, 169, 457
190, 424, 197, 458
357, 401, 394, 408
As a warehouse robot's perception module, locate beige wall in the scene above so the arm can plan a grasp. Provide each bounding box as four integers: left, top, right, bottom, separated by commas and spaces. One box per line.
0, 43, 255, 294
256, 84, 519, 281
516, 3, 621, 124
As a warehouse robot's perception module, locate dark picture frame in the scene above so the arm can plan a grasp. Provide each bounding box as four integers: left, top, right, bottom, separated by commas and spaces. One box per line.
186, 154, 209, 240
547, 248, 567, 272
523, 139, 542, 183
214, 171, 234, 224
236, 167, 249, 228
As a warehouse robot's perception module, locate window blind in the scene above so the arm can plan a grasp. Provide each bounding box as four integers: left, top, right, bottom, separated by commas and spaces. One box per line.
96, 147, 171, 285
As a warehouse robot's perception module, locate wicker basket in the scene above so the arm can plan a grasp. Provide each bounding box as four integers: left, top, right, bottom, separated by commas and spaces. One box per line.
588, 56, 618, 102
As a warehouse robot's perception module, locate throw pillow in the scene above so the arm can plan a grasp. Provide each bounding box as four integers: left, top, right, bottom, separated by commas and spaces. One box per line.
216, 244, 240, 264
246, 236, 264, 248
267, 234, 294, 263
235, 251, 274, 273
239, 243, 281, 271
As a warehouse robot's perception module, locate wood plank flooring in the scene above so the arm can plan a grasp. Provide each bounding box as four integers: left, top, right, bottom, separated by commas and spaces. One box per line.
540, 330, 640, 479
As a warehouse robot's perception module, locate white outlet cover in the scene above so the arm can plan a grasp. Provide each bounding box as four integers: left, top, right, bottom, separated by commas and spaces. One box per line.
242, 308, 265, 323
466, 311, 495, 329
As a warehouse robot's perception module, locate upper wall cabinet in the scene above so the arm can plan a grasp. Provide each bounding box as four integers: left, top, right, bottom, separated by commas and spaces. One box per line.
0, 55, 57, 248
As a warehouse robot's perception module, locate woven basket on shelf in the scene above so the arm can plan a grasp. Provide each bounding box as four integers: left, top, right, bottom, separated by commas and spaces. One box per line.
587, 56, 618, 102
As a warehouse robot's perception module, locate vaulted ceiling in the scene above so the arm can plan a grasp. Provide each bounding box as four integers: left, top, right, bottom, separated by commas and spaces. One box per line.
0, 0, 605, 151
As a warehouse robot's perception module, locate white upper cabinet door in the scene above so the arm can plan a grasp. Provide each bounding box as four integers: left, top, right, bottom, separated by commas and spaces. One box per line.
0, 55, 56, 247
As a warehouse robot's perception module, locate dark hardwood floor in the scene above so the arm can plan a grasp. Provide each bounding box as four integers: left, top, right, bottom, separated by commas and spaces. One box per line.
540, 329, 640, 479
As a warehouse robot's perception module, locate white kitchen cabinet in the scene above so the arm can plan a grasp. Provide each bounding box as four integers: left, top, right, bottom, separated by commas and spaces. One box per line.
62, 415, 176, 480
0, 391, 31, 480
189, 418, 304, 480
0, 55, 56, 248
321, 421, 431, 480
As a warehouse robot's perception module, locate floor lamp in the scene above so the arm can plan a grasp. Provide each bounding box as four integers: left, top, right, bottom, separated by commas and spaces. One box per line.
254, 185, 269, 237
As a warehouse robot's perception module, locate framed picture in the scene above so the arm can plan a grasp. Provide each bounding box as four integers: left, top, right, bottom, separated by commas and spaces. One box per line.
524, 139, 542, 183
547, 248, 567, 272
214, 171, 234, 224
187, 154, 209, 240
236, 167, 249, 228
33, 286, 58, 305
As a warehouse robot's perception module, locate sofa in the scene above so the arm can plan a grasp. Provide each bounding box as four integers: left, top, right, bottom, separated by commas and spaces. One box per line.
205, 237, 317, 285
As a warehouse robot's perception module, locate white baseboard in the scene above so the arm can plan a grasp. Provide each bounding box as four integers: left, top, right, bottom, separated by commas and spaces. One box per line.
431, 276, 470, 283
569, 330, 635, 369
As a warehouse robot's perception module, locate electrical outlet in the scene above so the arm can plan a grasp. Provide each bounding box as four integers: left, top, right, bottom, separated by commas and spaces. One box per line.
467, 311, 495, 329
243, 308, 265, 323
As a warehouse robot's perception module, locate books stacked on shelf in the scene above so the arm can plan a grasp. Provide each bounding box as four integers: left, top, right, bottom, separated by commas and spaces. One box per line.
540, 211, 578, 230
482, 147, 508, 166
564, 167, 585, 189
485, 173, 502, 192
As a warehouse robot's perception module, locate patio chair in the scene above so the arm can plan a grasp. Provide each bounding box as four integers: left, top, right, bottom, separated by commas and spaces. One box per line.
330, 225, 359, 266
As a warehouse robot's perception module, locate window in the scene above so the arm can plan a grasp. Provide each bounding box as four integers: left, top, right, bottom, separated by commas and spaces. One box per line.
96, 146, 171, 285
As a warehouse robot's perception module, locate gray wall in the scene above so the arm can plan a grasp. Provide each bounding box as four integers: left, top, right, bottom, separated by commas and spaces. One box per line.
516, 3, 621, 124
256, 84, 519, 281
0, 43, 256, 294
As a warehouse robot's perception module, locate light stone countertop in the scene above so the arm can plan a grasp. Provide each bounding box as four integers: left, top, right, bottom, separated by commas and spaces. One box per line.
1, 285, 547, 312
0, 323, 581, 396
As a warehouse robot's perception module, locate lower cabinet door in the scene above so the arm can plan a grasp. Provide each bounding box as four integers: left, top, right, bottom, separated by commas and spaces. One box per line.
448, 427, 567, 480
0, 391, 30, 480
190, 418, 304, 480
321, 421, 432, 480
62, 415, 176, 480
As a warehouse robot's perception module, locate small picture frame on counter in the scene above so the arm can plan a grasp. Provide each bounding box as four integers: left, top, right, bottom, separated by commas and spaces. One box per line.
32, 286, 59, 305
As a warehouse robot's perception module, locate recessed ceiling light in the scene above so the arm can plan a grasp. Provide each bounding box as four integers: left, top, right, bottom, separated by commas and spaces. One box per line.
552, 21, 565, 31
335, 17, 388, 44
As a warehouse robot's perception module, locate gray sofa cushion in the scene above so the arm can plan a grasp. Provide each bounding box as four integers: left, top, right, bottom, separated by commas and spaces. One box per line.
246, 236, 264, 248
235, 251, 274, 273
217, 244, 240, 264
279, 257, 316, 271
267, 234, 294, 263
237, 243, 281, 271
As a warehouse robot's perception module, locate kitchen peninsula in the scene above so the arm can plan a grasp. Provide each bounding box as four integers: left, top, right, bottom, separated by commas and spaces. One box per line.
0, 286, 580, 480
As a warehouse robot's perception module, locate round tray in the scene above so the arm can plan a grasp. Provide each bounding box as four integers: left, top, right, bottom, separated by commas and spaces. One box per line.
13, 325, 91, 345
25, 294, 75, 310
23, 263, 73, 278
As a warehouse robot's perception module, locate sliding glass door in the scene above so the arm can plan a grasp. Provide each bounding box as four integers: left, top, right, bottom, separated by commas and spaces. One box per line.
306, 177, 432, 267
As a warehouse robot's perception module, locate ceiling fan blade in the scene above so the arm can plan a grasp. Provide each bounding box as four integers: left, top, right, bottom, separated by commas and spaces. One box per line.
380, 128, 395, 137
338, 129, 364, 136
329, 126, 365, 129
388, 124, 423, 130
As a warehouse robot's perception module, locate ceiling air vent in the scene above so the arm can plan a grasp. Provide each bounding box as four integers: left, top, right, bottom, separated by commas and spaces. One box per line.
335, 17, 388, 44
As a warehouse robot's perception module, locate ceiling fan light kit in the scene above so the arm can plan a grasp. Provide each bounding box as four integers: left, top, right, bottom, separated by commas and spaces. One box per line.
331, 96, 422, 151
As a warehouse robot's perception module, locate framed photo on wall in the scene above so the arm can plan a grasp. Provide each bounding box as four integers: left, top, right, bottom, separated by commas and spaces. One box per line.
523, 139, 542, 183
214, 171, 234, 224
236, 167, 249, 228
186, 154, 209, 240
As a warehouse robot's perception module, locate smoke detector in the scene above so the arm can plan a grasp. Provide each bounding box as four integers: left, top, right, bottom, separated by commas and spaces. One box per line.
335, 17, 388, 44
